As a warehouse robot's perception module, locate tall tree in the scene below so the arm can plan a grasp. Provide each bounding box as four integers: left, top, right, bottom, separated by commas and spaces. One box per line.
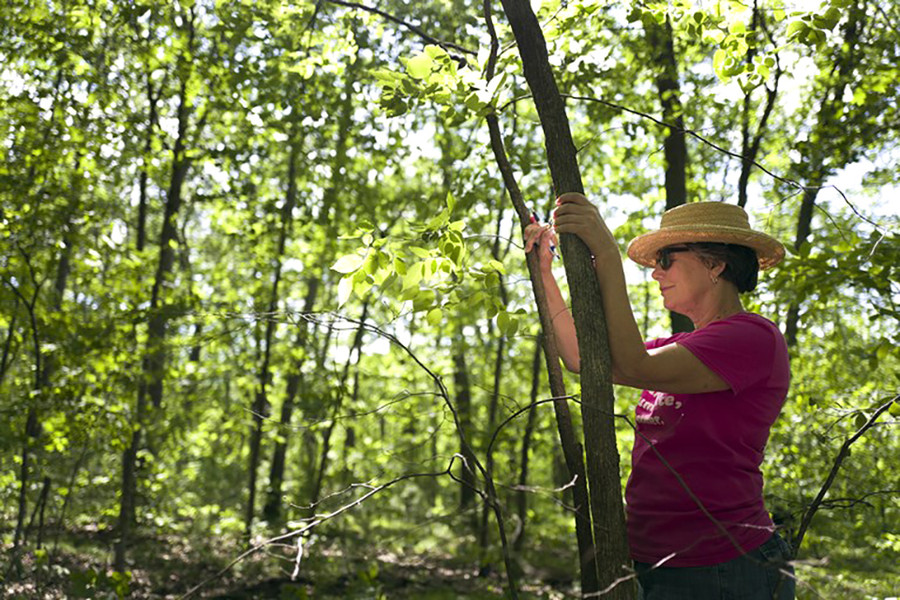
644, 14, 693, 333
116, 4, 207, 571
499, 1, 634, 596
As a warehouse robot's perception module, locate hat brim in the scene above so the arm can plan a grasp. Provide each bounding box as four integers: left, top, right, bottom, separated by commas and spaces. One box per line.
627, 225, 785, 270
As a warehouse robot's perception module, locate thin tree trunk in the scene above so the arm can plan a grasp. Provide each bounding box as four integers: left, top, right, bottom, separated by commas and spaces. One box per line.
784, 187, 818, 347
24, 476, 51, 549
245, 139, 301, 536
263, 51, 360, 523
478, 333, 506, 565
116, 8, 200, 570
454, 349, 479, 514
737, 5, 781, 209
0, 295, 19, 386
308, 302, 369, 509
514, 334, 543, 551
478, 204, 511, 564
645, 16, 692, 334
263, 277, 320, 524
498, 1, 634, 596
10, 268, 44, 554
52, 442, 89, 554
481, 4, 600, 592
137, 76, 159, 251
784, 5, 863, 347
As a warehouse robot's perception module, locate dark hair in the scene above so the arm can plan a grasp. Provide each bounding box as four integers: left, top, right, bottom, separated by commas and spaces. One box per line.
684, 242, 759, 292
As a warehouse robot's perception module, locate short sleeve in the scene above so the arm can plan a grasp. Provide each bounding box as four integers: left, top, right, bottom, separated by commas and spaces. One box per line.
676, 315, 778, 395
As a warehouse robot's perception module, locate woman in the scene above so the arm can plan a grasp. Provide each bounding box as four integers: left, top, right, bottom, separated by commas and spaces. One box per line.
525, 196, 795, 599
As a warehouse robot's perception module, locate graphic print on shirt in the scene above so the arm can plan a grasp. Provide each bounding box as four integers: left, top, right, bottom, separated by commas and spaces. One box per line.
635, 389, 684, 441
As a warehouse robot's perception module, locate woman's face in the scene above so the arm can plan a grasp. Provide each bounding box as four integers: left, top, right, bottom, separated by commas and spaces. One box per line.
651, 246, 717, 315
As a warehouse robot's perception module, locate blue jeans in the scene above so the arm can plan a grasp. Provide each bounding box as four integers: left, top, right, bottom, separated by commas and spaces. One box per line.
634, 533, 796, 600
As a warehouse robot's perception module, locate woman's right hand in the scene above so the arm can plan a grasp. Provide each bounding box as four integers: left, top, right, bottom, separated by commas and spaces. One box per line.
524, 222, 557, 273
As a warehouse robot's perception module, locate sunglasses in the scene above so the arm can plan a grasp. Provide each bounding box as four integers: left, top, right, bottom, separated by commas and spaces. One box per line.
656, 246, 691, 270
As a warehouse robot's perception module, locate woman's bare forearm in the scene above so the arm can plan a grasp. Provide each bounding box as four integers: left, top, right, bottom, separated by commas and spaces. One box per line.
591, 255, 651, 379
540, 268, 581, 372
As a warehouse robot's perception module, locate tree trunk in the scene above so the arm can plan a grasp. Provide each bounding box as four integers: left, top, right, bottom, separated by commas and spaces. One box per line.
478, 205, 511, 563
482, 3, 599, 591
116, 9, 200, 570
737, 7, 780, 209
308, 302, 369, 509
478, 332, 506, 566
498, 1, 634, 596
784, 186, 818, 347
263, 277, 320, 524
514, 334, 543, 551
0, 295, 19, 386
784, 5, 863, 347
453, 349, 479, 514
263, 49, 359, 522
245, 138, 301, 536
645, 16, 692, 334
137, 76, 159, 251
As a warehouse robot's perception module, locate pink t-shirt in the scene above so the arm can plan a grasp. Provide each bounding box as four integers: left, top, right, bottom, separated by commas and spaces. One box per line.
625, 312, 790, 567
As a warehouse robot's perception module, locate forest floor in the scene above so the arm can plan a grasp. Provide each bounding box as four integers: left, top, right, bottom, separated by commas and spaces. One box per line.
1, 528, 579, 599
3, 528, 899, 598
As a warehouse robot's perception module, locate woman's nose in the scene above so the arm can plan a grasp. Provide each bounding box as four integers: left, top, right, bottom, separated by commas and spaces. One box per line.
651, 264, 664, 281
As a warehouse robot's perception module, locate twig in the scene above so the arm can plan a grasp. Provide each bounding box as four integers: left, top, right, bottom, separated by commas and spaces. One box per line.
324, 0, 476, 61
792, 394, 898, 555
179, 461, 460, 599
563, 94, 803, 191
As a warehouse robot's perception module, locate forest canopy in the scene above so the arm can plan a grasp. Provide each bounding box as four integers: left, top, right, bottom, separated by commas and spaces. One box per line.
1, 0, 898, 598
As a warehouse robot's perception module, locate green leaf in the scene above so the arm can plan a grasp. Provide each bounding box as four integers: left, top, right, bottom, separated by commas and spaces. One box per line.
337, 277, 353, 306
412, 289, 436, 312
426, 307, 443, 326
406, 53, 433, 79
332, 253, 366, 274
728, 20, 746, 34
889, 400, 900, 418
446, 191, 456, 214
713, 49, 727, 79
786, 20, 808, 41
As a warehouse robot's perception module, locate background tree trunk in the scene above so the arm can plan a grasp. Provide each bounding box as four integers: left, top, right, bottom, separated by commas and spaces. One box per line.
645, 16, 693, 334
245, 138, 300, 536
116, 8, 200, 570
514, 334, 543, 552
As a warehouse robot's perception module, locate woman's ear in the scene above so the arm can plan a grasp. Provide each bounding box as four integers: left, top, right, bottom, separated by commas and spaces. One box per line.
698, 255, 726, 278
711, 261, 727, 279
700, 256, 726, 280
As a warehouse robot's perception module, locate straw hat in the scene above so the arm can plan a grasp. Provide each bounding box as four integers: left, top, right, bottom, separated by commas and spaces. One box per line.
626, 202, 785, 270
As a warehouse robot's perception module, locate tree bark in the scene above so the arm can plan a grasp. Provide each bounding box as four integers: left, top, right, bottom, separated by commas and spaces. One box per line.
784, 4, 863, 347
644, 16, 692, 334
0, 295, 19, 387
499, 2, 634, 596
453, 349, 479, 513
263, 277, 319, 524
116, 8, 200, 570
481, 2, 600, 592
514, 334, 543, 551
478, 205, 511, 563
737, 6, 781, 210
308, 302, 369, 509
245, 138, 301, 536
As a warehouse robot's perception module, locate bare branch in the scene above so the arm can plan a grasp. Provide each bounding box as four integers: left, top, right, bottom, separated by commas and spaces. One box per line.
792, 394, 899, 554
179, 459, 461, 599
324, 0, 476, 60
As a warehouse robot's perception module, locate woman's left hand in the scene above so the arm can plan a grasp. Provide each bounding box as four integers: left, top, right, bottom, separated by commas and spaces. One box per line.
552, 192, 618, 261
